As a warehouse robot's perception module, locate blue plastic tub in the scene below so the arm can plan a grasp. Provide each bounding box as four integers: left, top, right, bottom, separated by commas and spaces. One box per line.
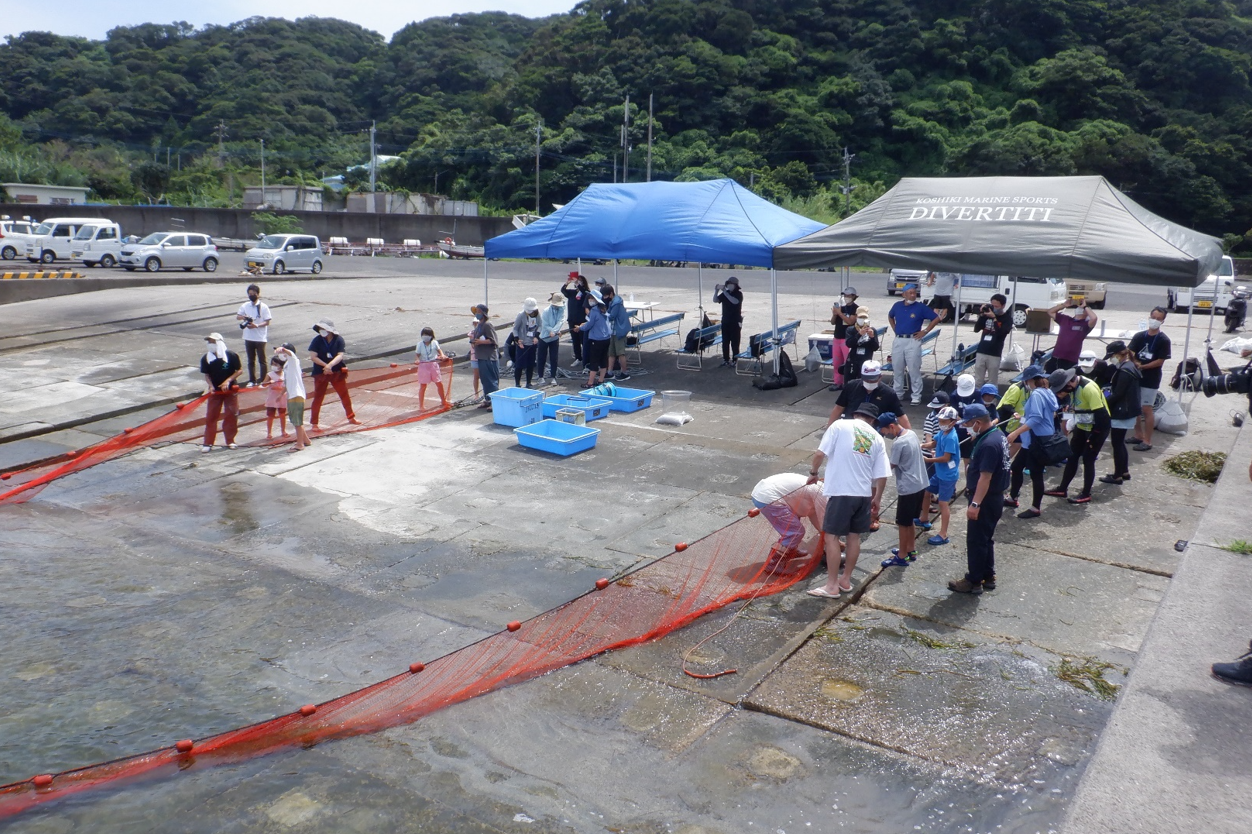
541, 394, 613, 422
514, 419, 601, 456
578, 385, 655, 413
488, 387, 543, 428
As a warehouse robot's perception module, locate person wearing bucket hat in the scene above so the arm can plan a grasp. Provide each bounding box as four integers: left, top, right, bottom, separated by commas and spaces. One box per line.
713, 276, 744, 367
308, 319, 359, 428
199, 332, 242, 452
511, 298, 542, 388
470, 304, 501, 408
535, 292, 566, 385
576, 289, 612, 387
828, 287, 860, 387
1100, 340, 1142, 484
916, 405, 961, 545
950, 373, 979, 456
947, 402, 1011, 594
806, 400, 890, 599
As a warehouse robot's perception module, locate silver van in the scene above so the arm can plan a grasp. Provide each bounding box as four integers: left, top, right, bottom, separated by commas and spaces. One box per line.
118, 232, 219, 272
245, 234, 324, 274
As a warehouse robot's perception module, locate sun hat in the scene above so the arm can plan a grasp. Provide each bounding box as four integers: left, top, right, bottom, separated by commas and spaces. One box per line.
938, 406, 960, 421
860, 359, 882, 378
1048, 368, 1077, 390
548, 291, 565, 305
472, 303, 489, 318
853, 402, 881, 420
523, 297, 539, 313
961, 403, 991, 423
926, 391, 950, 408
843, 286, 858, 296
725, 276, 740, 286
855, 306, 871, 318
594, 277, 607, 286
956, 374, 976, 397
313, 319, 337, 335
205, 332, 224, 342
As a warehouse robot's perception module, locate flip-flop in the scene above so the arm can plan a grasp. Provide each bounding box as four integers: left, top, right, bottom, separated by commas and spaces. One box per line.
807, 586, 841, 599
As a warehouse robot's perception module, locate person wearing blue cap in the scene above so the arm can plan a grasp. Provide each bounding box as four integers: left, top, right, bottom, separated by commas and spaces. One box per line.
888, 283, 940, 404
1004, 365, 1058, 518
948, 402, 1010, 594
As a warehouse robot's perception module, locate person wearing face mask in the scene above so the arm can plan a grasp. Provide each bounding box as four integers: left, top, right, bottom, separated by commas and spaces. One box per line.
1046, 295, 1098, 372
827, 360, 911, 430
842, 307, 879, 385
972, 293, 1012, 388
536, 292, 566, 385
1004, 366, 1058, 519
274, 343, 311, 451
561, 273, 590, 367
603, 284, 633, 382
414, 326, 450, 410
511, 298, 543, 388
235, 283, 272, 387
888, 283, 940, 405
199, 332, 242, 452
308, 319, 359, 429
1128, 307, 1171, 451
1100, 340, 1142, 485
828, 286, 860, 389
1044, 367, 1110, 504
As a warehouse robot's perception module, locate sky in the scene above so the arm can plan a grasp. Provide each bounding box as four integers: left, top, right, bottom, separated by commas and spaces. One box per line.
1, 1, 578, 42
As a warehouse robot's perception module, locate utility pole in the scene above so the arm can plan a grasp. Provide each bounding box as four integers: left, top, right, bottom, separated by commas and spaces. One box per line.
369, 121, 377, 194
534, 118, 542, 214
215, 120, 227, 167
646, 93, 653, 183
622, 95, 630, 183
260, 138, 266, 199
841, 147, 856, 218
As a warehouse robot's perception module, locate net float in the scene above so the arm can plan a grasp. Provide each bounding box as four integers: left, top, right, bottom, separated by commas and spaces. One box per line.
507, 621, 521, 632
675, 543, 688, 551
390, 363, 398, 368
595, 578, 610, 590
174, 740, 194, 753
32, 775, 52, 788
409, 662, 425, 674
299, 705, 317, 717
747, 508, 760, 517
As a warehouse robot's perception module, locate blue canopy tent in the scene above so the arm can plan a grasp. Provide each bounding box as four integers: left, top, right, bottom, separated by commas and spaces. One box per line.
484, 180, 825, 362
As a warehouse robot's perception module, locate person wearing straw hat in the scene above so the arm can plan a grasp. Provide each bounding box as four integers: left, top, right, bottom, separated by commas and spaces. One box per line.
199, 332, 242, 453
308, 319, 360, 429
536, 292, 565, 386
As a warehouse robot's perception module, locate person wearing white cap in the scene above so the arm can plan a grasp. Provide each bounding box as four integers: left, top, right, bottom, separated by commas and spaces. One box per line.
827, 359, 911, 431
199, 332, 242, 452
842, 306, 878, 385
828, 287, 860, 388
512, 298, 542, 388
308, 319, 359, 428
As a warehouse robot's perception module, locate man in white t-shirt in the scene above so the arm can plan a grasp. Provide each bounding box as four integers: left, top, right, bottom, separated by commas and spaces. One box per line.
806, 402, 890, 599
751, 472, 830, 575
236, 283, 272, 387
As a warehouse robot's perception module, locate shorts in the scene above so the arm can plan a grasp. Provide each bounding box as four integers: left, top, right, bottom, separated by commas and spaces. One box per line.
609, 335, 628, 356
286, 397, 305, 428
1140, 386, 1158, 408
927, 475, 956, 503
266, 406, 286, 417
929, 295, 954, 317
822, 494, 873, 537
895, 489, 925, 526
1111, 416, 1136, 430
470, 358, 479, 369
585, 338, 610, 372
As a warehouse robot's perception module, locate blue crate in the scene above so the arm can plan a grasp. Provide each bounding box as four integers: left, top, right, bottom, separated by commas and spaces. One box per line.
514, 419, 601, 456
488, 387, 543, 428
541, 394, 613, 422
578, 385, 655, 413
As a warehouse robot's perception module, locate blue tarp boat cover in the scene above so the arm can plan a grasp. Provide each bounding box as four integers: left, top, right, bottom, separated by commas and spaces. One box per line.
772, 176, 1223, 288
485, 179, 824, 267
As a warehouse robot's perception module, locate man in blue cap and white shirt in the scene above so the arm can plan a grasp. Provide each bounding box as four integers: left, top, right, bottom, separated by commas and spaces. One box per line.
888, 283, 940, 405
949, 402, 1011, 595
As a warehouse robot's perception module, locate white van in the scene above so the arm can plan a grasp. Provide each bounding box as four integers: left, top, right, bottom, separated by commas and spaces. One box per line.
1168, 255, 1237, 313
71, 222, 125, 268
245, 234, 325, 274
956, 274, 1069, 326
25, 217, 116, 264
0, 215, 40, 260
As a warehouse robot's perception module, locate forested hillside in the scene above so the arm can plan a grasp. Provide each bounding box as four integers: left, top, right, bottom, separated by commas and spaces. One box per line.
2, 1, 1251, 246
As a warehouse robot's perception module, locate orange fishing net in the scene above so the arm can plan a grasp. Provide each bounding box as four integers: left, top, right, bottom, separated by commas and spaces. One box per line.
0, 359, 455, 505
0, 505, 822, 818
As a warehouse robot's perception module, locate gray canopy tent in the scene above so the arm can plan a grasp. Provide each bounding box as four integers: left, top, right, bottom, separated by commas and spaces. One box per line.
773, 176, 1225, 392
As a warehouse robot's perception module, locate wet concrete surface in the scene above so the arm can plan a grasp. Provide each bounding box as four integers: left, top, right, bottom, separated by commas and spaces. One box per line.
1, 274, 1242, 831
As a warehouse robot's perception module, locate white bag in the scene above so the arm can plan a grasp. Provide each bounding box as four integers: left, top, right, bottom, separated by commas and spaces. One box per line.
1000, 342, 1026, 372
804, 346, 821, 373
1154, 399, 1189, 436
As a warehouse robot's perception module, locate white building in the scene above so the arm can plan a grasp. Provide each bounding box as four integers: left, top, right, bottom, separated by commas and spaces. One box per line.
2, 183, 90, 206
242, 185, 324, 212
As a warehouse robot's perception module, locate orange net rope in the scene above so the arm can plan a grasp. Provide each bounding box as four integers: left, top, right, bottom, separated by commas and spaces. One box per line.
0, 506, 821, 819
0, 359, 455, 505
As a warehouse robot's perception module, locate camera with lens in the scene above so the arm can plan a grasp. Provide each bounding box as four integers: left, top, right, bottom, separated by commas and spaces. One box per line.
1202, 369, 1251, 398
239, 315, 254, 331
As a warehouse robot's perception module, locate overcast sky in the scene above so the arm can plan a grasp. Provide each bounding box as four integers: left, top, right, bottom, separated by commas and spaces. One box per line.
1, 1, 577, 42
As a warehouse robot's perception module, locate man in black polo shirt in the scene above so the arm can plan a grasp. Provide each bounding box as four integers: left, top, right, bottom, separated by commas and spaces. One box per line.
308, 318, 360, 429
948, 403, 1011, 595
826, 360, 912, 429
199, 332, 242, 453
971, 293, 1012, 388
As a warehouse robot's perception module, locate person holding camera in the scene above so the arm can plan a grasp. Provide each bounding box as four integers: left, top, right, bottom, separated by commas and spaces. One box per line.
828, 286, 860, 389
972, 294, 1012, 388
1128, 307, 1171, 451
843, 307, 879, 384
235, 283, 272, 386
1046, 296, 1098, 372
714, 276, 744, 367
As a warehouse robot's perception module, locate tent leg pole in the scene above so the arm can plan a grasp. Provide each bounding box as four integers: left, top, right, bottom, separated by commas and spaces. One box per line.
484, 259, 489, 307
1179, 301, 1197, 403
950, 277, 962, 363
772, 269, 780, 375
697, 264, 703, 322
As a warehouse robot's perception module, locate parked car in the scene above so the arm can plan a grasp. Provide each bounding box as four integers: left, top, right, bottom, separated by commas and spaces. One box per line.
0, 215, 40, 260
1168, 255, 1237, 313
245, 234, 324, 274
24, 217, 111, 264
886, 268, 928, 295
1065, 280, 1107, 310
956, 274, 1069, 326
70, 222, 125, 268
118, 232, 219, 272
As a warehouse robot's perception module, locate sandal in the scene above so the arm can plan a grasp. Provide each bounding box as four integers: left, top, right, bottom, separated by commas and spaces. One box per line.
807, 586, 840, 599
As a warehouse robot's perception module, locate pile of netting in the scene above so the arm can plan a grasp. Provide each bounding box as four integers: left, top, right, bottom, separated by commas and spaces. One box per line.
0, 507, 820, 818
0, 359, 455, 505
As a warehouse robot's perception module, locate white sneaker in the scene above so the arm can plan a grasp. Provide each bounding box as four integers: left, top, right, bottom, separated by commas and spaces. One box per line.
227, 443, 238, 449
200, 445, 211, 453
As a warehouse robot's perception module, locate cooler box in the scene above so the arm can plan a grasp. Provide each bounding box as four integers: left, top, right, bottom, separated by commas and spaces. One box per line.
578, 385, 655, 413
808, 333, 835, 362
541, 394, 613, 422
514, 419, 600, 456
488, 387, 543, 428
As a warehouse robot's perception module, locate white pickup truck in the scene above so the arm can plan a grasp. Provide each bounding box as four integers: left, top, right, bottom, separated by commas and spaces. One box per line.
951, 274, 1069, 326
25, 217, 121, 264
71, 223, 126, 268
1167, 255, 1237, 313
